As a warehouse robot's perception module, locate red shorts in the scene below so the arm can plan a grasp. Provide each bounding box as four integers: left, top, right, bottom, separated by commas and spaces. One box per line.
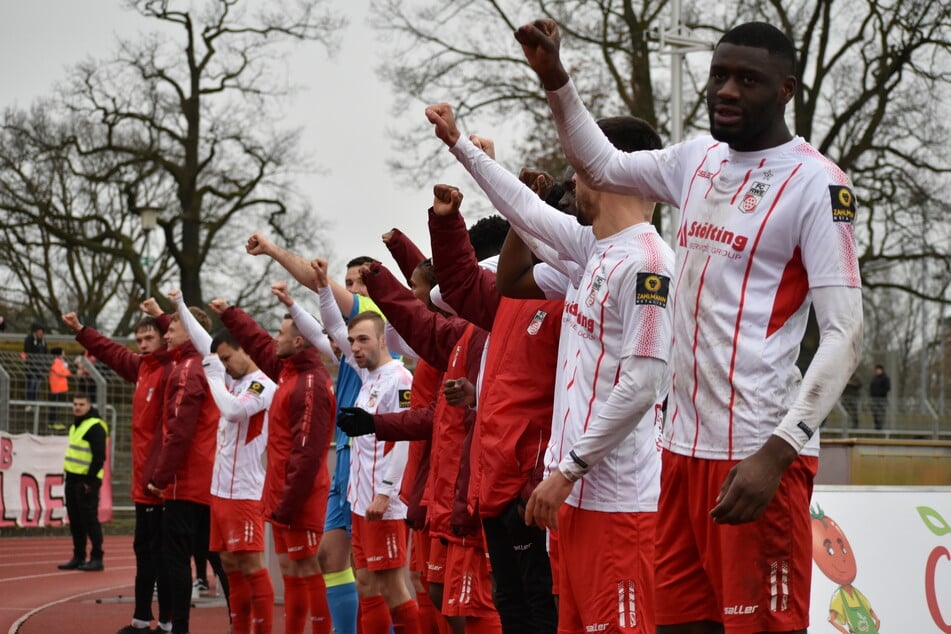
547, 529, 560, 596
411, 528, 431, 577
271, 525, 322, 561
351, 513, 407, 571
441, 541, 497, 617
655, 450, 818, 633
209, 497, 266, 553
426, 537, 449, 583
556, 505, 655, 634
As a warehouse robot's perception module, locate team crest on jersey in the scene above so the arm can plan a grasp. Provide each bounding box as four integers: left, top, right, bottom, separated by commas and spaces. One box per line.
526, 310, 548, 335
829, 186, 856, 223
398, 389, 412, 408
738, 181, 770, 214
635, 273, 670, 307
585, 274, 606, 306
367, 389, 379, 409
246, 381, 265, 396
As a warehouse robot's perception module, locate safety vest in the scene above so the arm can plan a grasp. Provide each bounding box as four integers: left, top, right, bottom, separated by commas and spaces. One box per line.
63, 417, 109, 479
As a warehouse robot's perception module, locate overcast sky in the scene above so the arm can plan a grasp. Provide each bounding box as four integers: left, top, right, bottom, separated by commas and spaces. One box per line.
0, 0, 495, 286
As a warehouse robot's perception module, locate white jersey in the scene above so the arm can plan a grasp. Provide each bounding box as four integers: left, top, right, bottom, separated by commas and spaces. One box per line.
347, 360, 413, 520
211, 369, 275, 500
547, 81, 861, 459
450, 135, 674, 513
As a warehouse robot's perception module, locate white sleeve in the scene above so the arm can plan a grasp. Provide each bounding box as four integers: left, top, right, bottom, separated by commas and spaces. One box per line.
773, 287, 863, 452
202, 354, 249, 424
287, 301, 336, 361
316, 286, 357, 370
559, 356, 667, 479
378, 441, 410, 498
532, 263, 572, 300
174, 293, 212, 355
385, 323, 418, 360
546, 80, 682, 205
450, 135, 593, 266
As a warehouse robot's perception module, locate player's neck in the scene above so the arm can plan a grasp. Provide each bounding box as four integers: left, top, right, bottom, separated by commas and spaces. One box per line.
593, 197, 651, 239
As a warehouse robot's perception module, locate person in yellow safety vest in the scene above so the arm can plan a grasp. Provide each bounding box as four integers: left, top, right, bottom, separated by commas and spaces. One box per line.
59, 393, 108, 572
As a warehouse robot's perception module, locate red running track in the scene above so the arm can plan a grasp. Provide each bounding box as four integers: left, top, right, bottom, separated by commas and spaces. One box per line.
0, 535, 285, 633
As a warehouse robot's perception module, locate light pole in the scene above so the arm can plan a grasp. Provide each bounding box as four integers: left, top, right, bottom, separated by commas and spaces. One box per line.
137, 207, 160, 300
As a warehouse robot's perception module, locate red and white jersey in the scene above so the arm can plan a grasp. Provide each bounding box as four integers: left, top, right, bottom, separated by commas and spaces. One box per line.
211, 369, 275, 500
593, 135, 861, 459
347, 359, 413, 520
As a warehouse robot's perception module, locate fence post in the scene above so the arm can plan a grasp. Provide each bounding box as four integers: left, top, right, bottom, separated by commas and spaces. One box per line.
0, 362, 9, 432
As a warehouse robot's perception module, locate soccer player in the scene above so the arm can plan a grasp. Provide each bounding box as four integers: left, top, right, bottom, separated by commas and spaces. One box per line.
427, 103, 674, 633
515, 19, 863, 633
214, 295, 337, 634
63, 305, 174, 633
171, 291, 277, 634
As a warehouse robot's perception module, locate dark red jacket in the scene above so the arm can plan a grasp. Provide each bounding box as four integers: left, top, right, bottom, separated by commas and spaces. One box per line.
429, 209, 563, 518
364, 262, 487, 539
222, 307, 335, 529
150, 340, 219, 505
76, 322, 172, 505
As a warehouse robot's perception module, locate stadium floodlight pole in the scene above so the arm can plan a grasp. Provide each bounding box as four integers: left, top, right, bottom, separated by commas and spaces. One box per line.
137, 207, 160, 299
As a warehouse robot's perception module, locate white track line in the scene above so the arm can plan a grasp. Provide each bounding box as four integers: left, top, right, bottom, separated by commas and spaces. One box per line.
7, 582, 131, 634
0, 566, 134, 583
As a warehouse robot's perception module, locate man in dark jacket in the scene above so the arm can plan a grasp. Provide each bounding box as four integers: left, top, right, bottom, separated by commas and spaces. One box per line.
869, 364, 891, 430
59, 393, 108, 571
23, 321, 48, 409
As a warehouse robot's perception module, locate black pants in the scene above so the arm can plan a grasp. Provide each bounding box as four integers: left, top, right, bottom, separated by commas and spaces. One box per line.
64, 476, 103, 560
163, 500, 209, 633
482, 499, 557, 634
134, 502, 172, 623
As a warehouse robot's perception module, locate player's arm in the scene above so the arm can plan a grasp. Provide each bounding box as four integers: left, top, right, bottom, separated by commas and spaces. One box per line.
169, 290, 213, 355
382, 228, 427, 283
711, 286, 863, 525
65, 313, 141, 383
311, 259, 357, 369
217, 304, 283, 381
497, 232, 572, 300
271, 281, 337, 361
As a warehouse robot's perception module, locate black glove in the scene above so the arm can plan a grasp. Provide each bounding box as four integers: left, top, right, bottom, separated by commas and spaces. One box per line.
337, 407, 376, 436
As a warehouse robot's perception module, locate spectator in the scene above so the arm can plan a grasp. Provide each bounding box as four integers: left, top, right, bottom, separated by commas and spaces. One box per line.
48, 348, 72, 430
869, 364, 891, 430
23, 321, 48, 411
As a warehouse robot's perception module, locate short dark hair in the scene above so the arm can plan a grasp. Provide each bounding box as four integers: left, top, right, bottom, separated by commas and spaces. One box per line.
468, 215, 510, 261
348, 311, 385, 336
51, 347, 64, 356
133, 316, 160, 334
346, 256, 374, 269
210, 330, 240, 353
72, 392, 92, 403
717, 22, 797, 75
597, 117, 662, 153
415, 258, 437, 287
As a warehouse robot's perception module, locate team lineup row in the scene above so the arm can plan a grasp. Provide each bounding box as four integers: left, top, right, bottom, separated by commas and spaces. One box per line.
58, 17, 864, 634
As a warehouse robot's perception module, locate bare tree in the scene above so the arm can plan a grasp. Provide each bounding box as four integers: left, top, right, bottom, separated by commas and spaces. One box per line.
0, 0, 345, 332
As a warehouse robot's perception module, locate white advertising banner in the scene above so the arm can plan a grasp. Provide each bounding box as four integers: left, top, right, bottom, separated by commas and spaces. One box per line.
810, 486, 951, 633
0, 432, 113, 527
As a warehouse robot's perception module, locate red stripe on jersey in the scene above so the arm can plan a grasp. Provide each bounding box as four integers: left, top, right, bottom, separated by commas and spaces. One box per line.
766, 247, 808, 338
728, 158, 766, 206
689, 256, 713, 458
678, 142, 723, 247
725, 163, 803, 457
247, 410, 265, 444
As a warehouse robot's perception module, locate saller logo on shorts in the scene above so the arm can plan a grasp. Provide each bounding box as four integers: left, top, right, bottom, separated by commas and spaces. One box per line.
247, 381, 265, 396
635, 273, 670, 307
398, 389, 412, 408
829, 186, 856, 223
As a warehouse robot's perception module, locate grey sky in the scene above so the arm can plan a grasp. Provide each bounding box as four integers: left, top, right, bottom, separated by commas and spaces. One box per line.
0, 0, 492, 289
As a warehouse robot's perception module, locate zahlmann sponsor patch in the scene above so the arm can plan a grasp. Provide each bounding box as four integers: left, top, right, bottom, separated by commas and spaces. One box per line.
829, 186, 856, 223
398, 389, 412, 408
635, 273, 670, 308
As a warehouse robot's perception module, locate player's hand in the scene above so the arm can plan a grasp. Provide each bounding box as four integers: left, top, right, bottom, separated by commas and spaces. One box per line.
424, 103, 461, 147
166, 289, 183, 304
62, 312, 83, 333
469, 135, 496, 160
366, 494, 389, 521
147, 483, 164, 499
246, 232, 273, 256
271, 281, 294, 307
140, 297, 162, 317
519, 168, 556, 200
358, 263, 375, 283
337, 407, 376, 436
207, 298, 230, 315
524, 471, 574, 530
432, 184, 463, 217
382, 229, 399, 245
710, 436, 798, 524
514, 19, 570, 91
443, 378, 475, 407
311, 258, 330, 288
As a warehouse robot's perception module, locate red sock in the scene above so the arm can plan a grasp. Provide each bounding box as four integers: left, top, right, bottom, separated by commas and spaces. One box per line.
284, 576, 309, 634
304, 573, 332, 634
465, 614, 502, 634
227, 571, 253, 634
247, 569, 274, 634
390, 599, 420, 634
415, 588, 441, 634
359, 595, 392, 633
